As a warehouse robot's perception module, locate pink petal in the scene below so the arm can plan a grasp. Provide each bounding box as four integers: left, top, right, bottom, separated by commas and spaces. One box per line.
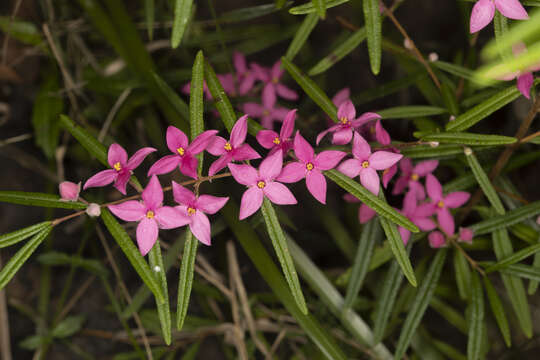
256, 129, 280, 149
261, 116, 275, 130
416, 203, 436, 218
428, 231, 446, 248
306, 170, 327, 204
459, 227, 474, 243
314, 151, 347, 170
262, 83, 276, 109
276, 162, 306, 183
113, 171, 131, 195
206, 136, 228, 156
444, 191, 471, 208
271, 60, 284, 79
359, 204, 376, 223
280, 109, 296, 139
369, 151, 403, 170
230, 115, 249, 148
413, 160, 439, 176
270, 107, 290, 121
375, 120, 391, 145
426, 174, 443, 202
233, 51, 247, 73
108, 200, 146, 222
244, 103, 265, 117
239, 186, 264, 220
415, 217, 437, 231
232, 144, 260, 161
252, 63, 269, 82
399, 227, 411, 245
437, 207, 455, 236
228, 163, 258, 186
351, 112, 381, 128
337, 100, 356, 121
83, 169, 117, 190
190, 211, 212, 245
126, 147, 157, 170
196, 195, 229, 214
155, 206, 190, 229
239, 74, 256, 95
172, 181, 197, 206
142, 175, 163, 210
399, 158, 413, 173
494, 0, 529, 19
166, 126, 189, 154
259, 150, 283, 181
136, 218, 159, 256
147, 155, 180, 176
293, 132, 314, 163
332, 88, 350, 107
343, 193, 360, 203
351, 132, 371, 160
360, 167, 380, 195
409, 181, 426, 201
382, 164, 398, 188
316, 127, 331, 145
470, 0, 495, 33
276, 84, 298, 100
208, 155, 232, 177
59, 181, 80, 201
392, 176, 409, 195
402, 191, 417, 215
332, 128, 353, 145
263, 182, 297, 205
337, 159, 362, 178
188, 130, 218, 155
517, 72, 533, 99
107, 144, 128, 168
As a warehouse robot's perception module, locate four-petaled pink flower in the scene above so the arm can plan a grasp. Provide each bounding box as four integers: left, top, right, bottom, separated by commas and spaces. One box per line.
148, 126, 217, 179
256, 109, 296, 155
233, 52, 257, 95
338, 132, 403, 195
426, 174, 470, 236
470, 0, 528, 33
393, 158, 439, 200
108, 175, 190, 256
59, 181, 81, 201
172, 182, 229, 245
497, 43, 540, 99
229, 150, 297, 220
252, 60, 298, 101
84, 144, 156, 195
244, 85, 289, 129
398, 191, 437, 245
316, 100, 380, 145
277, 132, 346, 204
207, 115, 260, 176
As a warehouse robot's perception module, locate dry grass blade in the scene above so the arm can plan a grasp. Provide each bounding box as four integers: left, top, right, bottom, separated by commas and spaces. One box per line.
0, 254, 12, 360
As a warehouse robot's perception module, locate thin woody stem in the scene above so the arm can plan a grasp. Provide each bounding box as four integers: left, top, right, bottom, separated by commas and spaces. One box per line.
448, 236, 485, 277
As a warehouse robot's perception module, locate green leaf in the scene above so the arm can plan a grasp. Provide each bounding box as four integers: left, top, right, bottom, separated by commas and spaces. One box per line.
401, 144, 491, 159
0, 16, 42, 45
432, 60, 477, 83
430, 297, 467, 334
289, 0, 349, 14
440, 81, 459, 116
470, 201, 540, 235
467, 272, 485, 360
316, 204, 356, 261
453, 249, 471, 300
281, 57, 338, 122
363, 0, 382, 75
483, 276, 511, 347
445, 85, 520, 131
150, 72, 190, 132
285, 13, 319, 61
344, 219, 380, 308
0, 191, 86, 210
501, 264, 540, 281
493, 12, 511, 62
377, 106, 447, 119
261, 198, 308, 314
420, 132, 516, 146
465, 149, 506, 215
394, 248, 447, 360
176, 230, 198, 330
37, 251, 109, 278
171, 0, 194, 48
101, 209, 165, 304
190, 50, 205, 174
0, 226, 52, 290
52, 315, 85, 338
144, 0, 154, 40
218, 3, 288, 23
312, 0, 326, 18
60, 114, 107, 165
0, 221, 51, 249
324, 170, 419, 232
149, 241, 171, 345
486, 243, 540, 273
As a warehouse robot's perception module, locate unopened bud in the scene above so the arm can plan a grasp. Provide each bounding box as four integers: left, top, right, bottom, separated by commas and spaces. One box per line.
86, 203, 101, 217
153, 266, 161, 272
429, 141, 439, 148
403, 38, 413, 50
59, 181, 80, 201
449, 115, 456, 122
464, 147, 473, 156
428, 52, 439, 62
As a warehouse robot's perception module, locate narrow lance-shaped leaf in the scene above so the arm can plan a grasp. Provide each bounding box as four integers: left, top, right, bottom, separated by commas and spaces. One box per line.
60, 114, 107, 166
171, 0, 194, 48
176, 230, 198, 330
394, 248, 447, 360
470, 201, 540, 235
420, 132, 516, 146
483, 276, 511, 347
441, 81, 459, 116
0, 226, 52, 290
312, 0, 326, 18
493, 12, 511, 62
465, 148, 506, 215
289, 0, 349, 14
486, 243, 540, 273
144, 0, 155, 40
0, 221, 52, 249
467, 272, 485, 360
261, 198, 308, 314
285, 13, 319, 61
401, 144, 491, 160
453, 249, 471, 300
148, 241, 171, 345
377, 106, 447, 119
500, 264, 540, 281
363, 0, 382, 75
0, 191, 86, 210
190, 50, 205, 173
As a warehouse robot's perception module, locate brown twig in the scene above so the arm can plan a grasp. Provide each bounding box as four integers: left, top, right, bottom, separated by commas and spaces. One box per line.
1, 0, 24, 66
448, 237, 485, 277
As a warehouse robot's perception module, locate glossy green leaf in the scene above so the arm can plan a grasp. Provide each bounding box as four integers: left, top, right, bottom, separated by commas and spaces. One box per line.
377, 106, 447, 119
467, 272, 485, 360
60, 114, 107, 166
344, 219, 380, 308
453, 249, 471, 300
0, 221, 52, 249
101, 209, 165, 304
446, 85, 520, 131
171, 0, 194, 48
289, 0, 349, 14
394, 248, 447, 360
149, 241, 171, 345
261, 198, 308, 314
470, 201, 540, 235
281, 57, 338, 122
420, 132, 516, 146
285, 13, 319, 61
0, 191, 86, 210
363, 0, 382, 75
483, 276, 511, 347
0, 226, 52, 290
176, 230, 198, 330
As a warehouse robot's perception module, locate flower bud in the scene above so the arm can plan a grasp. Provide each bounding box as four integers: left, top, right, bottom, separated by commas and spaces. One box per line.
403, 38, 413, 50
458, 227, 474, 243
464, 147, 473, 156
428, 231, 446, 248
428, 52, 439, 62
429, 141, 439, 148
59, 181, 80, 201
86, 203, 101, 217
449, 115, 456, 122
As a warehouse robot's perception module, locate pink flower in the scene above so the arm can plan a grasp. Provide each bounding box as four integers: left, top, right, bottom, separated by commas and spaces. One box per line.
316, 100, 380, 145
470, 0, 528, 33
59, 181, 81, 201
243, 85, 289, 129
148, 126, 217, 179
108, 176, 190, 256
84, 144, 156, 195
332, 88, 350, 107
497, 43, 540, 99
428, 231, 447, 248
172, 182, 228, 245
426, 174, 470, 236
338, 132, 403, 195
252, 60, 298, 101
459, 227, 474, 244
256, 109, 296, 156
277, 132, 346, 204
229, 150, 297, 220
392, 158, 439, 200
181, 81, 212, 100
218, 73, 237, 97
207, 115, 260, 176
397, 191, 437, 245
233, 52, 257, 95
343, 193, 377, 223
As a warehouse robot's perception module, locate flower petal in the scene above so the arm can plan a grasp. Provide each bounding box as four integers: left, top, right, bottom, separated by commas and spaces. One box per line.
426, 174, 443, 202
399, 158, 413, 173
332, 88, 350, 107
359, 204, 376, 223
244, 103, 264, 117
230, 115, 249, 148
517, 72, 534, 99
276, 162, 306, 183
188, 130, 219, 155
337, 159, 362, 178
179, 155, 199, 179
306, 170, 327, 204
399, 227, 411, 245
351, 132, 371, 160
108, 200, 146, 222
414, 160, 439, 176
428, 231, 446, 248
402, 190, 417, 215
166, 126, 189, 154
233, 51, 247, 73
382, 164, 398, 188
59, 181, 81, 201
147, 155, 180, 176
108, 144, 128, 168
415, 217, 437, 231
257, 129, 280, 149
142, 175, 163, 210
155, 206, 190, 229
190, 211, 212, 245
126, 147, 157, 170
293, 132, 314, 163
113, 171, 131, 195
392, 176, 409, 195
276, 84, 298, 100
271, 60, 284, 79
470, 0, 495, 33
280, 109, 296, 139
196, 195, 229, 214
369, 151, 403, 170
360, 167, 380, 195
83, 169, 117, 190
228, 163, 258, 186
494, 0, 529, 19
239, 186, 264, 220
444, 191, 471, 208
375, 120, 391, 145
314, 151, 347, 170
262, 83, 276, 109
263, 182, 297, 205
337, 100, 356, 120
459, 227, 474, 243
172, 181, 197, 206
437, 207, 455, 236
206, 136, 228, 156
239, 73, 256, 95
259, 150, 283, 181
136, 218, 159, 256
232, 144, 260, 161
332, 128, 353, 145
208, 155, 232, 177
351, 112, 381, 127
416, 203, 436, 218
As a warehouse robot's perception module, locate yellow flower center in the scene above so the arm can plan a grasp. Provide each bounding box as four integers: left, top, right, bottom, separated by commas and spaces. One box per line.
361, 161, 370, 168
273, 137, 281, 145
187, 207, 196, 216
113, 162, 122, 171
437, 200, 445, 208
340, 117, 349, 125
383, 168, 390, 175
411, 173, 419, 181
306, 162, 314, 171
263, 110, 270, 116
272, 77, 279, 84
224, 142, 232, 151
146, 210, 155, 219
369, 125, 376, 134
177, 147, 185, 156
257, 181, 266, 189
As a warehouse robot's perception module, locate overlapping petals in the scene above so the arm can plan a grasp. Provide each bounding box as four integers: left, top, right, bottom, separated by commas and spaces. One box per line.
470, 0, 528, 33
398, 191, 436, 245
393, 158, 439, 200
256, 109, 296, 155
243, 85, 289, 129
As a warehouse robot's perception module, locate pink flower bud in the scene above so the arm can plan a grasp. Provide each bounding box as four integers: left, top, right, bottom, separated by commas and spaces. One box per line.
86, 203, 101, 217
428, 231, 446, 248
59, 181, 80, 201
459, 227, 474, 244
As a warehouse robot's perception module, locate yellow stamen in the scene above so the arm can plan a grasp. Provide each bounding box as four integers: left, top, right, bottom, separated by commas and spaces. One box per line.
113, 162, 122, 171
263, 110, 270, 116
369, 125, 376, 134
340, 117, 349, 125
257, 181, 266, 189
411, 173, 419, 181
437, 200, 445, 208
272, 77, 279, 84
177, 147, 185, 156
187, 207, 196, 216
224, 142, 232, 151
306, 163, 314, 171
361, 161, 370, 168
146, 210, 155, 219
273, 137, 281, 145
383, 168, 389, 175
